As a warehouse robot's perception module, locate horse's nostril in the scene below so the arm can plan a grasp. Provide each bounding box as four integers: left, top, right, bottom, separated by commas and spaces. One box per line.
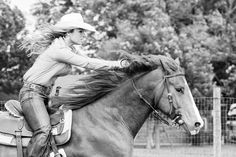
195, 122, 201, 128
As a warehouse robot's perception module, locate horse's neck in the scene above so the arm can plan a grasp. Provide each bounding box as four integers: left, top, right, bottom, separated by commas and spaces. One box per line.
104, 76, 154, 137
72, 73, 157, 138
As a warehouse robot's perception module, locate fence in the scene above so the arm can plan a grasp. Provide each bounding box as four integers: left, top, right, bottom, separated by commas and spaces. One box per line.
0, 87, 236, 157
133, 87, 236, 157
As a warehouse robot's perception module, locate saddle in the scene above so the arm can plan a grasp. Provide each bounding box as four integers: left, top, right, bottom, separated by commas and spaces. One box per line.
0, 100, 72, 147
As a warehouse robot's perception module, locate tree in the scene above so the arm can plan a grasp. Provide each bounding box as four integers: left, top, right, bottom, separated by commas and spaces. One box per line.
0, 0, 29, 97
198, 0, 236, 96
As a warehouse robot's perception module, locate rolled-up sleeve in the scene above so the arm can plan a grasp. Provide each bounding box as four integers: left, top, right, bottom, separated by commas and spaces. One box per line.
53, 47, 121, 69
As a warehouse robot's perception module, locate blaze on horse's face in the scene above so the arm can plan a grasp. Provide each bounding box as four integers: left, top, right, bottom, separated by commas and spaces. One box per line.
153, 68, 203, 135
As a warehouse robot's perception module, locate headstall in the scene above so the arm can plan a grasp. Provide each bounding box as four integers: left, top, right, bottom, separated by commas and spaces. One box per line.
132, 61, 185, 126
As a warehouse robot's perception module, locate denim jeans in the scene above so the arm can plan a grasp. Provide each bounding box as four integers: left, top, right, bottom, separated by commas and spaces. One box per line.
19, 86, 52, 157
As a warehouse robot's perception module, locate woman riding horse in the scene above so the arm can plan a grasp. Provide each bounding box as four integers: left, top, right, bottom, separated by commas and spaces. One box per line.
0, 53, 203, 157
19, 13, 130, 157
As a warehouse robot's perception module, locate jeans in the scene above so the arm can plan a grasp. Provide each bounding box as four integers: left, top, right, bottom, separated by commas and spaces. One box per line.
19, 85, 52, 157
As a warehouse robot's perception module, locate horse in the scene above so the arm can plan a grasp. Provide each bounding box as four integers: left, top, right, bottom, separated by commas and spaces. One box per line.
0, 54, 203, 157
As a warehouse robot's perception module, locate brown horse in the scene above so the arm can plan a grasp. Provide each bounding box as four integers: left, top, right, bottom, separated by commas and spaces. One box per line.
0, 55, 203, 157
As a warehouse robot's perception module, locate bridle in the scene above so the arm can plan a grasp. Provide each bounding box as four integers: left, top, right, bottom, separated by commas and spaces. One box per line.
132, 65, 185, 126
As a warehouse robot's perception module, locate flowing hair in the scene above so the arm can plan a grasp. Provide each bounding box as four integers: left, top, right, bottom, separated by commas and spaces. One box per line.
20, 25, 72, 56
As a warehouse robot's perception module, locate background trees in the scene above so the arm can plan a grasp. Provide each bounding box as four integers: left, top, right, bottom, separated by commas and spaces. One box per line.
0, 0, 31, 99
1, 0, 236, 99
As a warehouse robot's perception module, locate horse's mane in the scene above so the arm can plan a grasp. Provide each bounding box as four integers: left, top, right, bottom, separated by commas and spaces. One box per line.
51, 54, 180, 110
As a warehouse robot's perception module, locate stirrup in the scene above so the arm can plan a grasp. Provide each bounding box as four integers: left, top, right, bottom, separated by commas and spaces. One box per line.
49, 149, 66, 157
50, 135, 64, 157
54, 153, 63, 157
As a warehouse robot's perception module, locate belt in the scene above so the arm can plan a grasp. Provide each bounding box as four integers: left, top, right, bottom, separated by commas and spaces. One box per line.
23, 82, 51, 95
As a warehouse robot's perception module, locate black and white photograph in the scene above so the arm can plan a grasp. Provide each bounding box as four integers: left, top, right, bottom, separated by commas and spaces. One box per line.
0, 0, 235, 156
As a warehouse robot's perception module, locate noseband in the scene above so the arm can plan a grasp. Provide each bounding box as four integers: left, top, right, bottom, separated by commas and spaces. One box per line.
132, 72, 185, 126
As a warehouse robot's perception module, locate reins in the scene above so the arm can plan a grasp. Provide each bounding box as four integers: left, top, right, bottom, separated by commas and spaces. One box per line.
132, 79, 169, 125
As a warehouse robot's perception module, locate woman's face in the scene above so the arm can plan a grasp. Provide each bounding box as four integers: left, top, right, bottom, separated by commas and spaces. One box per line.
69, 28, 87, 45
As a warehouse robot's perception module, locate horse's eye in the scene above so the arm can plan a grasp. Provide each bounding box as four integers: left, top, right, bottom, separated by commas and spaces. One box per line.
176, 87, 184, 94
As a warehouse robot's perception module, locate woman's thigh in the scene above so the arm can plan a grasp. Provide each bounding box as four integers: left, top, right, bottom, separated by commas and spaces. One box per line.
20, 91, 50, 131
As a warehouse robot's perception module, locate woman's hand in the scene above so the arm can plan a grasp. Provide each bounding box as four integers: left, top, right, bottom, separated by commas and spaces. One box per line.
120, 59, 130, 68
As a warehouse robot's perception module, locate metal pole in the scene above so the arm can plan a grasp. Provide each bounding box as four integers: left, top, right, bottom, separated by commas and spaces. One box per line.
213, 86, 221, 157
146, 117, 152, 149
155, 123, 160, 151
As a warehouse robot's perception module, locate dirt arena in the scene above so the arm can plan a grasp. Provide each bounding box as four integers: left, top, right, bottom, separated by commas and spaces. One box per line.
133, 145, 235, 157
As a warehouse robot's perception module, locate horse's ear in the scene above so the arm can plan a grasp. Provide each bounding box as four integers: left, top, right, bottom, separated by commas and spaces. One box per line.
160, 59, 168, 74
175, 57, 180, 66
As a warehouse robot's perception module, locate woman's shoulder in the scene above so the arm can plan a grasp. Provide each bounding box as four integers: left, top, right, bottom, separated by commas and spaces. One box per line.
51, 37, 69, 49
45, 38, 70, 55
44, 38, 76, 60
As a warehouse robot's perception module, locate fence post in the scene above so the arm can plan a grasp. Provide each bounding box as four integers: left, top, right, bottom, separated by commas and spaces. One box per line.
155, 123, 160, 151
146, 117, 152, 149
213, 86, 221, 157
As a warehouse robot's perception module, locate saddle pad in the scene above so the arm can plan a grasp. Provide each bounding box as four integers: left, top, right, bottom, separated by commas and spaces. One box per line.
0, 112, 32, 137
0, 110, 72, 147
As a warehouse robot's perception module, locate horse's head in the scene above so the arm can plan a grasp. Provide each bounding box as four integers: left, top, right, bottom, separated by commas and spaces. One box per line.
150, 58, 203, 135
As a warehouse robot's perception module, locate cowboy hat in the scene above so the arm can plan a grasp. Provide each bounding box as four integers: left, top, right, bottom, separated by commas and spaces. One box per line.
54, 13, 96, 32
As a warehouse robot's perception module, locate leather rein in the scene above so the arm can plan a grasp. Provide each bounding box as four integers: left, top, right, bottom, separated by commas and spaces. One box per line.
132, 72, 185, 126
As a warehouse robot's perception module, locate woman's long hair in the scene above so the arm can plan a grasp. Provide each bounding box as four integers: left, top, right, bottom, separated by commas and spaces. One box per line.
20, 25, 70, 56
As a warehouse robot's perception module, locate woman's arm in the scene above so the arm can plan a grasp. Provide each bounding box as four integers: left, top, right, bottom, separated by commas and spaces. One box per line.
54, 47, 122, 69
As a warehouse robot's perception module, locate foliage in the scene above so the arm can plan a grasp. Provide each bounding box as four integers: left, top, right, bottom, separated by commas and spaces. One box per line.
0, 1, 30, 95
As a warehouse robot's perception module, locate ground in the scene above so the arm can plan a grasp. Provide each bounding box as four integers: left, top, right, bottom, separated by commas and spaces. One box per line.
133, 144, 235, 157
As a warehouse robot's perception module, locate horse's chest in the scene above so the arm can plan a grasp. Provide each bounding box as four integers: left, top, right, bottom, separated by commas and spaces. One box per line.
67, 124, 133, 157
